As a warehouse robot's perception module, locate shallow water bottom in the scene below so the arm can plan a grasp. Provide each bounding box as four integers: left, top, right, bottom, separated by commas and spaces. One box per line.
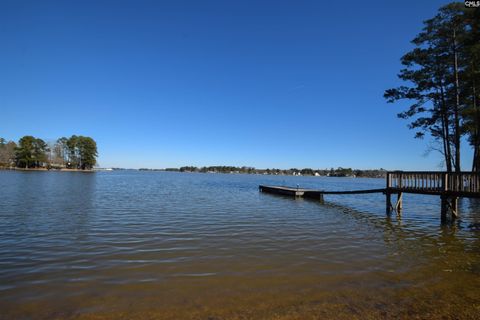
2, 267, 479, 320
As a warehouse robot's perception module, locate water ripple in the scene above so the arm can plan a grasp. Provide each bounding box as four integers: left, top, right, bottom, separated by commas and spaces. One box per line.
0, 171, 479, 318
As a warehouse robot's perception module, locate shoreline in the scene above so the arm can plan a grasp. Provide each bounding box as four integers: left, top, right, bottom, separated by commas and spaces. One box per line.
0, 167, 94, 172
0, 167, 385, 178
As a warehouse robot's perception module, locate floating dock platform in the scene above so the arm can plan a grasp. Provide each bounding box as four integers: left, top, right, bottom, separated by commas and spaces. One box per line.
258, 185, 325, 200
259, 185, 386, 203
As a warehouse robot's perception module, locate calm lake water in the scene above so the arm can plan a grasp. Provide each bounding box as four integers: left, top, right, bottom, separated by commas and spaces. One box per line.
0, 170, 479, 319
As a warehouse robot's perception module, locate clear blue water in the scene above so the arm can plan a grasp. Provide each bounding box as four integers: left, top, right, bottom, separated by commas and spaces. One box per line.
0, 170, 479, 319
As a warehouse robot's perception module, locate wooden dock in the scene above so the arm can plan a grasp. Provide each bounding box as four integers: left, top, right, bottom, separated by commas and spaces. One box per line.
258, 185, 316, 197
258, 185, 386, 202
259, 171, 480, 222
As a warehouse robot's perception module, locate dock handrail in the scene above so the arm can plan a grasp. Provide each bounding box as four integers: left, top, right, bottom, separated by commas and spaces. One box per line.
386, 171, 480, 194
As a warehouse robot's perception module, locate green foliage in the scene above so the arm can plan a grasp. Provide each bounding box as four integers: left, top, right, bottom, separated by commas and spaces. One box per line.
331, 167, 353, 177
461, 7, 480, 170
385, 3, 480, 172
153, 166, 385, 178
63, 135, 98, 169
0, 138, 17, 167
15, 136, 48, 168
77, 136, 98, 169
300, 168, 314, 175
5, 135, 98, 170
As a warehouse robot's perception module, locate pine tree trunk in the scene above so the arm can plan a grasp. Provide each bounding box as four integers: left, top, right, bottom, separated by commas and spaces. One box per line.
440, 82, 453, 172
473, 81, 480, 172
453, 29, 461, 173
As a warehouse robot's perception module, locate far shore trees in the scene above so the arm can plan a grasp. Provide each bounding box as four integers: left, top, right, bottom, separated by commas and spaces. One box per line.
385, 3, 480, 172
53, 135, 98, 169
15, 136, 48, 168
0, 138, 17, 167
157, 166, 386, 178
0, 135, 98, 170
62, 135, 98, 170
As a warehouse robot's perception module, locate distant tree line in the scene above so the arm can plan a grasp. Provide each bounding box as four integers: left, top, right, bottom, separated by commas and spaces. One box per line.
385, 3, 480, 172
0, 135, 98, 170
140, 166, 387, 178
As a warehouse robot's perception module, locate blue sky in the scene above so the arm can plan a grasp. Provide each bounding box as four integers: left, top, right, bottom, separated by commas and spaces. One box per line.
0, 0, 470, 170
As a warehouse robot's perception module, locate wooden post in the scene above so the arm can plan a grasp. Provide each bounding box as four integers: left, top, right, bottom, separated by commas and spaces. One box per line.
386, 173, 391, 215
396, 192, 403, 213
442, 173, 448, 192
441, 195, 448, 223
451, 197, 458, 219
442, 173, 448, 222
440, 173, 458, 222
319, 193, 324, 204
386, 192, 392, 215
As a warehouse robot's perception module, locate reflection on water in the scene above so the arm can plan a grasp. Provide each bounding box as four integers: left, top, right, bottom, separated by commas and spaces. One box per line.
0, 171, 479, 319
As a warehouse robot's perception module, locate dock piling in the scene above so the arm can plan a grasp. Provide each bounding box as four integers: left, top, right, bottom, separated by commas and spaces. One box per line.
386, 192, 392, 215
396, 192, 403, 213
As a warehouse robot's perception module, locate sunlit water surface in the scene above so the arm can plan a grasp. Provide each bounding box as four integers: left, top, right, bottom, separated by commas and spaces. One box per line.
0, 171, 479, 319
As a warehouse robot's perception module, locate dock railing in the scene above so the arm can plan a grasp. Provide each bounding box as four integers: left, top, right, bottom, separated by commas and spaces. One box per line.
387, 171, 480, 195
